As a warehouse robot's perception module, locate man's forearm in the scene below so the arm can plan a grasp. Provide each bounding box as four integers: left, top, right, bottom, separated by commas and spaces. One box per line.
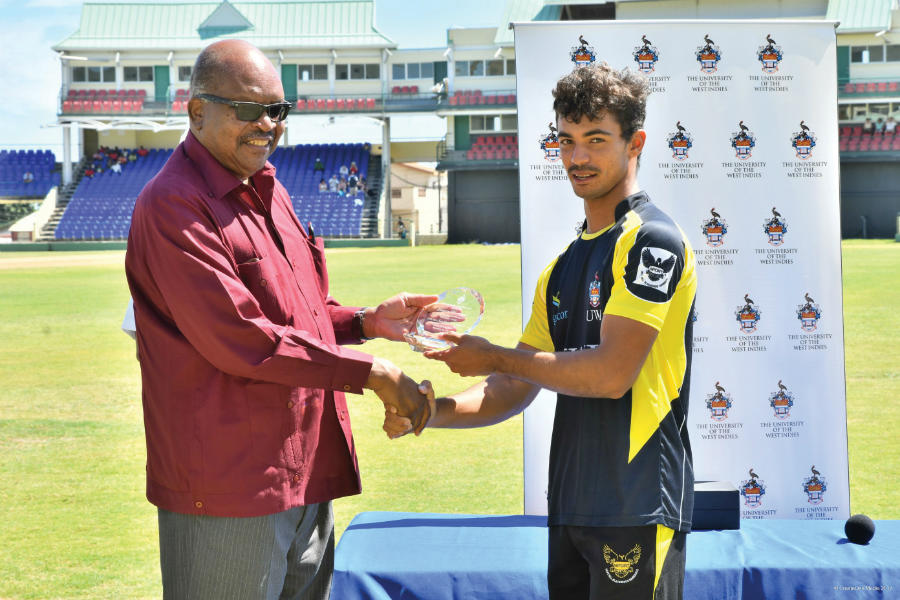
430, 374, 538, 429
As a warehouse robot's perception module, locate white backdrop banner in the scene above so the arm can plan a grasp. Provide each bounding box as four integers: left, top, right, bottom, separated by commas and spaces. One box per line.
514, 20, 849, 522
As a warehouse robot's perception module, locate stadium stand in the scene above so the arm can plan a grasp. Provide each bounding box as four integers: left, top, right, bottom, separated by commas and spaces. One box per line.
0, 150, 59, 197
465, 134, 519, 161
54, 144, 373, 240
837, 125, 900, 153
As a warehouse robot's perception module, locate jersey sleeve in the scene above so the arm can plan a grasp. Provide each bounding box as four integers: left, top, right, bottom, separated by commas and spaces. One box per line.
519, 258, 557, 352
605, 220, 687, 332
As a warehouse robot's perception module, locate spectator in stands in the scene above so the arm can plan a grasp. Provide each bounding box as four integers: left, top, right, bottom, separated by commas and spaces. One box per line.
93, 149, 104, 161
313, 156, 325, 173
359, 175, 367, 193
22, 170, 34, 184
348, 173, 358, 195
110, 161, 122, 174
886, 116, 897, 133
118, 154, 128, 165
109, 148, 119, 161
84, 166, 95, 178
339, 163, 349, 178
137, 145, 149, 157
875, 118, 886, 133
125, 39, 432, 600
338, 176, 347, 196
328, 173, 339, 192
862, 117, 875, 134
397, 216, 407, 240
318, 177, 327, 192
349, 160, 358, 176
128, 151, 137, 163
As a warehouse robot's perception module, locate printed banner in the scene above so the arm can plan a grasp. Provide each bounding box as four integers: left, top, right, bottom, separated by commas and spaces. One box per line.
514, 21, 849, 522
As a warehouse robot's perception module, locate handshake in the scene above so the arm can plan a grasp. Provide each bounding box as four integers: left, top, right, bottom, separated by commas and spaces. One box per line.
359, 290, 490, 439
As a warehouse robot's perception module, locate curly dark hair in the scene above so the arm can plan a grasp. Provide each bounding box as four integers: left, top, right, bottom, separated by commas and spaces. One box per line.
552, 63, 649, 140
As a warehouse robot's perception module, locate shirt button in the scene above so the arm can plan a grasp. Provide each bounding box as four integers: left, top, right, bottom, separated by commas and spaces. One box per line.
343, 384, 351, 391
260, 278, 267, 287
293, 474, 301, 483
339, 411, 346, 421
194, 501, 203, 509
287, 401, 294, 409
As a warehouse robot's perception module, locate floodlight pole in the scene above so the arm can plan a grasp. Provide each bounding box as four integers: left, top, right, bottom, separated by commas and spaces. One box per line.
382, 116, 392, 239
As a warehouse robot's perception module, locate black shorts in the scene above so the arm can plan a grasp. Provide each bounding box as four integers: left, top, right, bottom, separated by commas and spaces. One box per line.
548, 524, 686, 600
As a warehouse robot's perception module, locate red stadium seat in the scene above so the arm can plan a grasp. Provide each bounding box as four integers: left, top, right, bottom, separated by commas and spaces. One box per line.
866, 82, 876, 92
843, 83, 854, 93
326, 98, 335, 110
112, 99, 122, 112
472, 89, 482, 96
295, 98, 306, 110
486, 94, 496, 104
355, 98, 365, 109
63, 100, 73, 113
72, 100, 83, 112
466, 149, 475, 160
401, 85, 410, 94
102, 100, 112, 112
97, 89, 107, 97
133, 99, 143, 112
336, 98, 345, 110
889, 81, 899, 92
127, 89, 136, 96
122, 99, 132, 113
92, 100, 102, 112
448, 95, 458, 105
67, 89, 77, 98
877, 82, 887, 92
316, 98, 326, 110
366, 97, 375, 109
410, 85, 418, 94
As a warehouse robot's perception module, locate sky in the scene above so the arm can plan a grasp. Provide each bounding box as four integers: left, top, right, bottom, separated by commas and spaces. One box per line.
0, 0, 506, 155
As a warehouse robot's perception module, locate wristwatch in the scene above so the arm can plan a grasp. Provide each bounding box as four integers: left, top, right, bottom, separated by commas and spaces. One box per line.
354, 308, 375, 341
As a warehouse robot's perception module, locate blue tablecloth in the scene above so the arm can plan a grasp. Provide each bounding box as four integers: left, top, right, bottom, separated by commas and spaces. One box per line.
334, 512, 900, 599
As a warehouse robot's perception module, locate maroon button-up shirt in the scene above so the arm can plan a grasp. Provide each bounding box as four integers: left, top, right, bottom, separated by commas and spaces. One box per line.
125, 131, 373, 517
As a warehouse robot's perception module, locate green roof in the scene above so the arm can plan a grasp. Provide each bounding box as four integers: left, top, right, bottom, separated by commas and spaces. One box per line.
495, 0, 562, 45
826, 0, 893, 33
54, 0, 395, 51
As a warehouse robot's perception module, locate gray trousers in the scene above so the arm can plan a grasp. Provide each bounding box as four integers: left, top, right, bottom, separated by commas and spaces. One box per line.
158, 502, 333, 600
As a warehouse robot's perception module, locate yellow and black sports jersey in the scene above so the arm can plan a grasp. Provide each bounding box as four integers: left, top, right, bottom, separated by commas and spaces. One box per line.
521, 191, 697, 532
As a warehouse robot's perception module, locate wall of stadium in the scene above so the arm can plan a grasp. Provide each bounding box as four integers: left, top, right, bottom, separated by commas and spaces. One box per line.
447, 169, 519, 243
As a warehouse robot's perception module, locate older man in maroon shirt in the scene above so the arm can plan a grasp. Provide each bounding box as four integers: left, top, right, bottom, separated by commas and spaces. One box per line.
126, 39, 432, 599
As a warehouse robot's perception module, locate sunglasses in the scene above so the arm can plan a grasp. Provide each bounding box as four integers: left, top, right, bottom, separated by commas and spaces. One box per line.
196, 93, 292, 122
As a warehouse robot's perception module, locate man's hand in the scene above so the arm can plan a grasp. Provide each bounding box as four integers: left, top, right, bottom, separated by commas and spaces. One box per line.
423, 333, 497, 377
365, 293, 439, 341
365, 357, 431, 435
383, 381, 435, 439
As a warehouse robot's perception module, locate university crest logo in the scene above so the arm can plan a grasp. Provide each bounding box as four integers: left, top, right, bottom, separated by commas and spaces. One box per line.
633, 35, 660, 74
757, 34, 784, 73
763, 207, 787, 246
603, 544, 641, 584
735, 293, 761, 334
695, 34, 722, 73
803, 465, 827, 505
796, 292, 822, 332
539, 122, 561, 162
701, 207, 727, 247
730, 121, 756, 160
588, 271, 601, 308
706, 381, 733, 421
769, 379, 795, 419
666, 121, 693, 160
790, 120, 817, 160
741, 469, 767, 508
570, 34, 597, 67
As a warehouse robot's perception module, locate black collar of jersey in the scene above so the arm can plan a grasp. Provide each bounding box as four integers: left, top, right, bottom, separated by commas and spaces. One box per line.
613, 191, 651, 224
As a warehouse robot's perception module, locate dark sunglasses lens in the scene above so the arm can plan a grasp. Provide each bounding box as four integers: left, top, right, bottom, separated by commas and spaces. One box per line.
234, 103, 265, 121
267, 103, 291, 121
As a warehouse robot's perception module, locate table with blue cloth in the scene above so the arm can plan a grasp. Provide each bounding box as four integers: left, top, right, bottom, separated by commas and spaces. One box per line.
334, 512, 900, 599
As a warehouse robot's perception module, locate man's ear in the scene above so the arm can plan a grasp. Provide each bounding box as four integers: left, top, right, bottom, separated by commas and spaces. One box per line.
187, 97, 204, 129
629, 129, 647, 157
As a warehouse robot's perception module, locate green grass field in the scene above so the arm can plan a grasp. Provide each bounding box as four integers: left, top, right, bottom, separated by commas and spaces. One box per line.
0, 240, 896, 599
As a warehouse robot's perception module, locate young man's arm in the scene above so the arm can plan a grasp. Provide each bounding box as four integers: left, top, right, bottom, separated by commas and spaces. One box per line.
425, 313, 658, 399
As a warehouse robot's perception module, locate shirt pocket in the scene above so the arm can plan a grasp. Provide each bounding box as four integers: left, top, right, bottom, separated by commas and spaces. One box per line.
245, 381, 299, 472
237, 257, 286, 321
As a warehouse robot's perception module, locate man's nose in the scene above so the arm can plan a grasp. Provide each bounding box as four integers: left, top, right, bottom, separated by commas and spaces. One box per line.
570, 143, 590, 166
254, 112, 277, 131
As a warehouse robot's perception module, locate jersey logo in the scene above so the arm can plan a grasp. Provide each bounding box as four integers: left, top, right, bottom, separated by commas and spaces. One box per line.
603, 543, 641, 583
635, 247, 676, 290
588, 271, 602, 307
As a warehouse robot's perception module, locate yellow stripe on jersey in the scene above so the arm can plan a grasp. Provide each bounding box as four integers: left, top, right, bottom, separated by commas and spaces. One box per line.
605, 213, 697, 463
519, 256, 558, 352
653, 524, 676, 597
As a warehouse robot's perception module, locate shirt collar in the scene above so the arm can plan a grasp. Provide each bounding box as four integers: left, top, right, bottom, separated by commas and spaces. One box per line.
613, 190, 650, 223
183, 130, 277, 201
